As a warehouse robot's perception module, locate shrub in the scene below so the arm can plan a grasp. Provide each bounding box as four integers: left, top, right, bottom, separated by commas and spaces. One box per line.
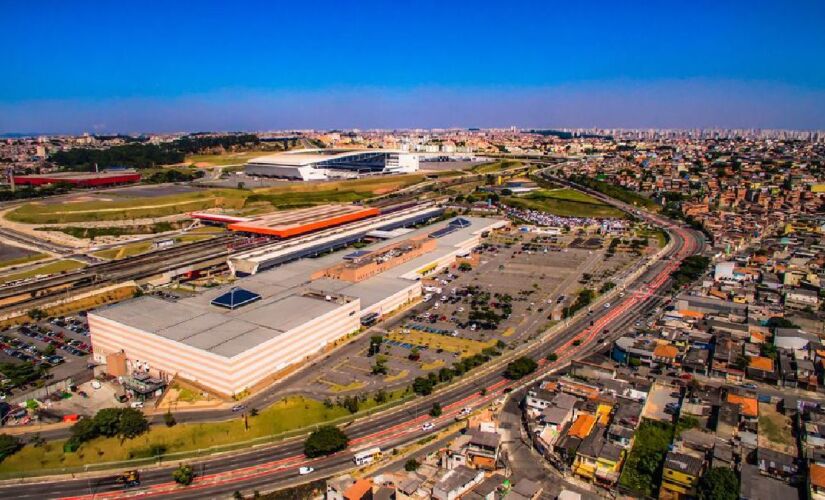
172, 464, 195, 485
0, 434, 22, 463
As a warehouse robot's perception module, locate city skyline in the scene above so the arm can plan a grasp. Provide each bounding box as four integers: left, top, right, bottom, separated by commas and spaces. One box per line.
2, 0, 825, 133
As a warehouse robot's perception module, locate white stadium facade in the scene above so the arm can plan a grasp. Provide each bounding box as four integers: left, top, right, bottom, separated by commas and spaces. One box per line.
245, 148, 419, 181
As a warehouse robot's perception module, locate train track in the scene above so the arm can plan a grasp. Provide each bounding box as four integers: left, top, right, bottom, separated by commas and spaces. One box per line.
0, 235, 245, 315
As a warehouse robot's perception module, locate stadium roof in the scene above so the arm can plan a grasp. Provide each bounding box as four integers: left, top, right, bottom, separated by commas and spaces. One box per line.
247, 148, 407, 167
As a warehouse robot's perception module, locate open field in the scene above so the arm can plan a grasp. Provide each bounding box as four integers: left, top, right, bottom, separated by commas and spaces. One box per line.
471, 160, 522, 174
6, 190, 248, 224
186, 151, 268, 167
758, 402, 796, 455
387, 329, 495, 357
0, 393, 407, 473
504, 188, 627, 218
92, 242, 153, 260
0, 259, 85, 284
6, 175, 427, 225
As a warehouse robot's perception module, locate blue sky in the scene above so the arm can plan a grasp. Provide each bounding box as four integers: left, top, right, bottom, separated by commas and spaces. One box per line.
2, 0, 824, 133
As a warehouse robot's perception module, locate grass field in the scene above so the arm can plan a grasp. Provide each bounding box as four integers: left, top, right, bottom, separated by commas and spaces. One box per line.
92, 242, 153, 260
758, 402, 795, 454
0, 252, 48, 270
186, 151, 268, 167
504, 188, 627, 219
7, 190, 248, 224
0, 259, 85, 284
0, 393, 407, 473
470, 160, 522, 174
7, 175, 427, 225
388, 329, 494, 357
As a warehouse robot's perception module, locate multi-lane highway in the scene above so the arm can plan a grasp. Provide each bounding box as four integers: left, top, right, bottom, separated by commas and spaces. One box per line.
0, 191, 703, 498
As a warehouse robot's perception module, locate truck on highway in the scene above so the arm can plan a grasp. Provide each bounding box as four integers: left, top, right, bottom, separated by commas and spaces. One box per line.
115, 470, 140, 488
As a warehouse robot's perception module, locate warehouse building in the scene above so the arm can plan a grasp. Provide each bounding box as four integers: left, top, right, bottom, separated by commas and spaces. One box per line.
244, 149, 419, 181
12, 170, 141, 187
89, 215, 507, 396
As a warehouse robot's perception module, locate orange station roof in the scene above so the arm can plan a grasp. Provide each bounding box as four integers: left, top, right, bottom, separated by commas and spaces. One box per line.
228, 204, 379, 238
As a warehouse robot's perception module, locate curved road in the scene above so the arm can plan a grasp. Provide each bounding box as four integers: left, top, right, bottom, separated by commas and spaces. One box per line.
1, 189, 703, 499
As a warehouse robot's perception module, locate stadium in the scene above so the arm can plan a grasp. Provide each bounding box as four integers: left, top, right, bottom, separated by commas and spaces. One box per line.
244, 148, 419, 181
88, 214, 507, 397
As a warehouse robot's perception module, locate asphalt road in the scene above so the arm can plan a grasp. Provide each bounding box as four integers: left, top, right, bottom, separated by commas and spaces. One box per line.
0, 207, 702, 498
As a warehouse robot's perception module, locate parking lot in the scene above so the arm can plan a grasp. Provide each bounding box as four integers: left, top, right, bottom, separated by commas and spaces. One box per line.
0, 315, 92, 399
300, 227, 649, 396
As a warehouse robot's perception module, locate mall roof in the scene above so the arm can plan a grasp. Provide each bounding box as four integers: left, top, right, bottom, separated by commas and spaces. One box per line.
247, 148, 407, 167
94, 215, 504, 359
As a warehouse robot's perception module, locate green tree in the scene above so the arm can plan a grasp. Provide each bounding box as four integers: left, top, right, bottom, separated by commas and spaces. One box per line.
172, 464, 195, 485
304, 425, 349, 458
372, 355, 388, 375
503, 357, 538, 380
42, 344, 56, 356
368, 336, 383, 356
118, 408, 150, 439
412, 376, 436, 395
429, 402, 442, 417
27, 308, 45, 321
70, 417, 99, 443
340, 395, 360, 414
93, 408, 123, 437
404, 458, 420, 471
697, 467, 739, 500
458, 262, 473, 272
164, 410, 177, 427
546, 353, 558, 362
0, 434, 22, 463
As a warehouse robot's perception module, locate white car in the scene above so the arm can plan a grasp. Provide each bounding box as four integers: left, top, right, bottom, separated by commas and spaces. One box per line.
422, 422, 434, 432
298, 466, 314, 475
604, 303, 611, 308
130, 401, 144, 409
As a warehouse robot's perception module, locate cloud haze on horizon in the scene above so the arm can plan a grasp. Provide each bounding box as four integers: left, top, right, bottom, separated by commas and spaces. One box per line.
2, 0, 825, 133
4, 80, 825, 134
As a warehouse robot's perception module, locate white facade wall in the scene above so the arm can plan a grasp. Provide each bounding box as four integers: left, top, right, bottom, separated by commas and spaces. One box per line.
89, 298, 360, 395
360, 282, 421, 319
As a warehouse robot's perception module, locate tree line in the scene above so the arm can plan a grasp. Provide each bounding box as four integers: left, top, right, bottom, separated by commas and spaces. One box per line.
49, 134, 261, 171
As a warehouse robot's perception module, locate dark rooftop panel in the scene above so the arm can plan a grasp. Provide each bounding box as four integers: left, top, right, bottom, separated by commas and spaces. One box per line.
211, 288, 261, 310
